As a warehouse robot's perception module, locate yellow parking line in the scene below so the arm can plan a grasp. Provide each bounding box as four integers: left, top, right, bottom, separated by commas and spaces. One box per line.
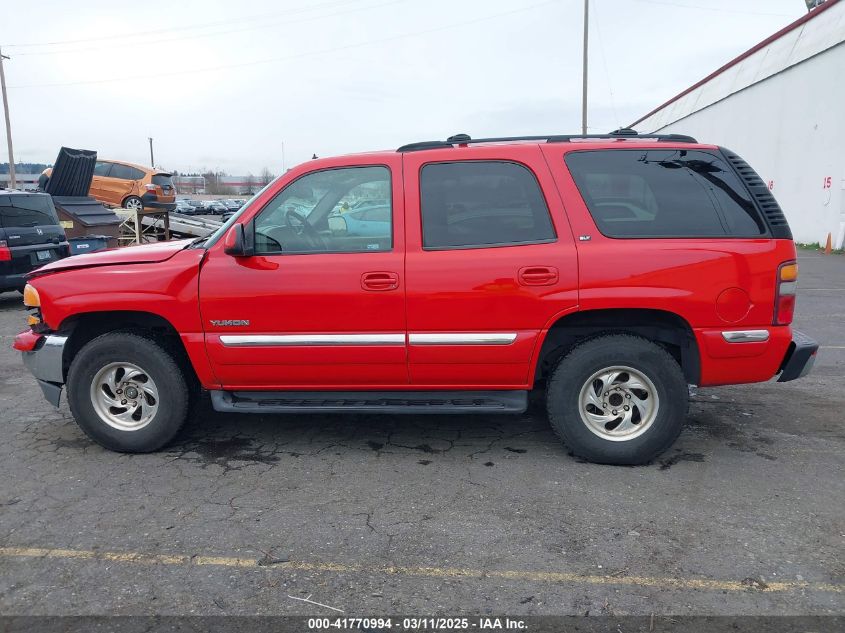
0, 546, 841, 594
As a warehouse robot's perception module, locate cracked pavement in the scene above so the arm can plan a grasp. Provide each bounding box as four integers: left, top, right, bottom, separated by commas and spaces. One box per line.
0, 249, 842, 617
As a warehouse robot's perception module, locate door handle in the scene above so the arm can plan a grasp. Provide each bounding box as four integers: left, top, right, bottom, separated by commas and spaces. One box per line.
518, 266, 558, 286
362, 271, 399, 291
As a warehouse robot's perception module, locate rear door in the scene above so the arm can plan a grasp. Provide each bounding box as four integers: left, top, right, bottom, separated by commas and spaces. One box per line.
98, 163, 140, 206
402, 145, 579, 388
152, 173, 176, 203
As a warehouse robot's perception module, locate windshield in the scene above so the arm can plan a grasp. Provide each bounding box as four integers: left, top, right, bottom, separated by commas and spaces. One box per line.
0, 194, 59, 228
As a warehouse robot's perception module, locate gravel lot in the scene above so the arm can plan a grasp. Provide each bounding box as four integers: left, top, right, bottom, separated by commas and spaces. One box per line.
0, 249, 842, 617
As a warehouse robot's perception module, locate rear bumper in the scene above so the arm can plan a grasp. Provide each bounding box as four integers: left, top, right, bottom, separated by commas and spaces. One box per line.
0, 243, 70, 289
695, 326, 818, 386
0, 272, 26, 291
140, 193, 176, 211
19, 333, 67, 407
777, 330, 818, 382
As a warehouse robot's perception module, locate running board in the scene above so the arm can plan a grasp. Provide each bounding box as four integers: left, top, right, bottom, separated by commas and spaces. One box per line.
210, 390, 528, 414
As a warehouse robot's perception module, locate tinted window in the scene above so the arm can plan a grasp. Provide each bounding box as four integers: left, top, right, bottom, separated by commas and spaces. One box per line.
152, 173, 173, 187
93, 161, 111, 176
420, 161, 555, 249
565, 149, 765, 238
0, 194, 59, 228
254, 166, 391, 254
110, 164, 145, 180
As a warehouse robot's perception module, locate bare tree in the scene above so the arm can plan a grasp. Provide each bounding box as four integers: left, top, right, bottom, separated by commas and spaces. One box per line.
259, 167, 275, 186
201, 170, 230, 195
244, 173, 257, 195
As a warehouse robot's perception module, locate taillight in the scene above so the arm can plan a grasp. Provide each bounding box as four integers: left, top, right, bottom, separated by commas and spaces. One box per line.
0, 240, 11, 261
144, 184, 158, 192
774, 261, 797, 325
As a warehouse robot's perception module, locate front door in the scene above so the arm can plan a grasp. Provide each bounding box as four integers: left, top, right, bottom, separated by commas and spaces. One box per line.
402, 145, 579, 387
199, 156, 407, 389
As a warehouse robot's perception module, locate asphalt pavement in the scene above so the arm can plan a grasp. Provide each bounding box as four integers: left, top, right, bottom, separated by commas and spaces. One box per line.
0, 249, 842, 618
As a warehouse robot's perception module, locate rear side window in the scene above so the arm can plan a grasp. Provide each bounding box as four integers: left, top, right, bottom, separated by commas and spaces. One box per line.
565, 149, 765, 238
420, 161, 556, 249
0, 195, 59, 228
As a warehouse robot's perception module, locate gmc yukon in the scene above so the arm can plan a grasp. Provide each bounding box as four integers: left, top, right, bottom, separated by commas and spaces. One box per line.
14, 130, 818, 464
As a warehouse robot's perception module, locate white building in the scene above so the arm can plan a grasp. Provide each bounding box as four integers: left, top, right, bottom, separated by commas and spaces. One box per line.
631, 0, 845, 248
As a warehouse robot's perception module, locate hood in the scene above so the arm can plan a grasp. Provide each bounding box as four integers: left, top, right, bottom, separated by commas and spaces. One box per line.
30, 239, 193, 277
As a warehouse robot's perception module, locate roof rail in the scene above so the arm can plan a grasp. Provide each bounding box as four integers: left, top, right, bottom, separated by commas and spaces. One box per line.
396, 129, 698, 152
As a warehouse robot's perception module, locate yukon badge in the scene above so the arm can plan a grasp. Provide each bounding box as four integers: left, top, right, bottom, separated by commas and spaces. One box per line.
210, 319, 250, 327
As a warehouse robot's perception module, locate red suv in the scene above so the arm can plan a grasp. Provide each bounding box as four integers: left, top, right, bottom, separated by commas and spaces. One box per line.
14, 130, 818, 464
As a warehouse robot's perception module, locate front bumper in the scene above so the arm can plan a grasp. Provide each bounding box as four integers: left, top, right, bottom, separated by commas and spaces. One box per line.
777, 330, 818, 382
19, 333, 67, 407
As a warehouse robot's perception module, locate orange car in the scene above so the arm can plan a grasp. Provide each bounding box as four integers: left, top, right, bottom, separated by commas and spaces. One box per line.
42, 159, 176, 212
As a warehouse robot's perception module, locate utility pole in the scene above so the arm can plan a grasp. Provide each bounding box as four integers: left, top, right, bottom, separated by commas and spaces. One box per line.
0, 47, 16, 189
148, 137, 155, 168
581, 0, 589, 135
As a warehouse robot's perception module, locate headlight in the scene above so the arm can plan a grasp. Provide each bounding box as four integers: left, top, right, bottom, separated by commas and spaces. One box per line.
23, 284, 40, 307
22, 284, 42, 327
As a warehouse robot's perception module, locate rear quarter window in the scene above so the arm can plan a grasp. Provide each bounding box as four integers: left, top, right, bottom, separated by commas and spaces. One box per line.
565, 149, 765, 238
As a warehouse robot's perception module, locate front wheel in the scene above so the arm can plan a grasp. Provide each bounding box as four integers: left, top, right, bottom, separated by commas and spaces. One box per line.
67, 332, 190, 452
546, 334, 688, 465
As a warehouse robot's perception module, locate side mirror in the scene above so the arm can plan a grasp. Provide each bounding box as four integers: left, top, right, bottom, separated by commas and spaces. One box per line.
223, 223, 254, 257
328, 215, 348, 236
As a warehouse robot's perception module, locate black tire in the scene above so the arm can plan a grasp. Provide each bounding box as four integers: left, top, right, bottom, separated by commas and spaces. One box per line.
546, 334, 688, 465
123, 195, 144, 211
66, 332, 190, 453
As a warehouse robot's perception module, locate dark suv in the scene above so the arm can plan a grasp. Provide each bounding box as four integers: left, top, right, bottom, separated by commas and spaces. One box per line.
0, 190, 70, 293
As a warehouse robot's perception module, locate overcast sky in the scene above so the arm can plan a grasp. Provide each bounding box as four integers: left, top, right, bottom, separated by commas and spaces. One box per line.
2, 0, 807, 175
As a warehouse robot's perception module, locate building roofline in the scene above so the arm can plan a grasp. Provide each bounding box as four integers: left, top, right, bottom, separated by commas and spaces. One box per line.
630, 0, 841, 128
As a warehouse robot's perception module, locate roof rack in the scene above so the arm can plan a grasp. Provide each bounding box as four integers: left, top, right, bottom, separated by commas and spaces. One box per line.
397, 128, 698, 152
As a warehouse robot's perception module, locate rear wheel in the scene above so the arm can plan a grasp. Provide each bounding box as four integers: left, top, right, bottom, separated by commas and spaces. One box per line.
123, 195, 144, 211
546, 334, 688, 465
67, 332, 189, 452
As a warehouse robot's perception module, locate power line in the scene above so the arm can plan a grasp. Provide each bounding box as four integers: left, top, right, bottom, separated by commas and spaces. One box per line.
12, 0, 409, 57
631, 0, 794, 18
2, 0, 367, 48
8, 0, 557, 90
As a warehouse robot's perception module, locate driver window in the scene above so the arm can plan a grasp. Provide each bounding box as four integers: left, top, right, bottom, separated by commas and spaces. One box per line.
253, 166, 392, 254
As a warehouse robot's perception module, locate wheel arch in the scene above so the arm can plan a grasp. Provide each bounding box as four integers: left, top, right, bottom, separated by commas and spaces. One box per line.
58, 310, 197, 384
532, 308, 700, 385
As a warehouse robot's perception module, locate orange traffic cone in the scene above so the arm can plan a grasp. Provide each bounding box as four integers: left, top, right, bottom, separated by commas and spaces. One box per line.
824, 233, 832, 255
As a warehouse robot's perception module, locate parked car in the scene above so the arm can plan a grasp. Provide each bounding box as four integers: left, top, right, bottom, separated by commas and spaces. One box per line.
222, 199, 243, 212
43, 160, 176, 212
15, 130, 817, 464
329, 204, 391, 237
0, 190, 70, 293
201, 200, 228, 215
173, 201, 197, 215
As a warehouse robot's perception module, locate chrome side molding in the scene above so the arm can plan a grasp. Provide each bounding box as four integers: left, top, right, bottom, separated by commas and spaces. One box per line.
409, 333, 517, 345
219, 332, 520, 347
722, 330, 770, 343
220, 334, 405, 347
